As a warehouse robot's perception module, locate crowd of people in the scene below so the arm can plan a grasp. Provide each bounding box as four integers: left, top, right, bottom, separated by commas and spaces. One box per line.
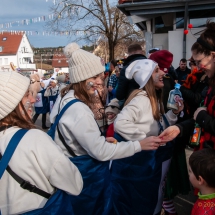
0, 21, 215, 215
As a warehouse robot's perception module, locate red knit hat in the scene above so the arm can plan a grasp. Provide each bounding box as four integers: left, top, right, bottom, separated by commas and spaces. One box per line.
149, 50, 173, 73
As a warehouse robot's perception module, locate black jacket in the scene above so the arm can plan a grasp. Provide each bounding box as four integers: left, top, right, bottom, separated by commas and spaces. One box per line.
177, 86, 215, 143
180, 74, 208, 120
175, 67, 191, 85
116, 54, 147, 101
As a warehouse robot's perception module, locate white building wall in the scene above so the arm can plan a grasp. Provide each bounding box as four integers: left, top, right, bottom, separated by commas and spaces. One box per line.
153, 33, 168, 51
168, 28, 204, 68
0, 55, 17, 71
17, 34, 36, 69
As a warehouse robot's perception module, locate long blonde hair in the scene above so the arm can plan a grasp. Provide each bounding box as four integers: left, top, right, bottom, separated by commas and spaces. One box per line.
124, 76, 164, 121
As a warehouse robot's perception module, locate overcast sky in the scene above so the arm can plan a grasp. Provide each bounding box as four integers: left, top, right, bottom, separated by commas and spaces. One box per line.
0, 0, 81, 48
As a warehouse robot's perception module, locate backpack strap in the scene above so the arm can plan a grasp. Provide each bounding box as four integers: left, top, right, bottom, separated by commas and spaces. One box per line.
0, 129, 51, 199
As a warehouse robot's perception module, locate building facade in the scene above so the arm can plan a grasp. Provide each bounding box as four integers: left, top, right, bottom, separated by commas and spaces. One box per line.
0, 32, 36, 72
118, 0, 215, 67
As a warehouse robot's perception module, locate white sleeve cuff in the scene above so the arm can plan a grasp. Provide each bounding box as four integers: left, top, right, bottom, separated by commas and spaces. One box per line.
133, 140, 141, 153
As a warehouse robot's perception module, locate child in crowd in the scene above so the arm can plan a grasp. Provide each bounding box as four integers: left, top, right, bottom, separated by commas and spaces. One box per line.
44, 78, 59, 112
105, 98, 120, 138
189, 149, 215, 215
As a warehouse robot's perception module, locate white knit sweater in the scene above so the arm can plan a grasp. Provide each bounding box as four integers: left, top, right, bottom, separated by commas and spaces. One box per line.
0, 127, 83, 215
114, 91, 178, 141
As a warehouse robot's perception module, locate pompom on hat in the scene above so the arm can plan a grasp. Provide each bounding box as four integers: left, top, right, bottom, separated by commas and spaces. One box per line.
125, 59, 158, 89
149, 50, 173, 73
56, 74, 66, 83
64, 43, 105, 83
0, 71, 30, 120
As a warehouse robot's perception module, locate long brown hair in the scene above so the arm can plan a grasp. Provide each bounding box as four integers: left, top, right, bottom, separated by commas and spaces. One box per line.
0, 103, 36, 129
61, 81, 91, 106
125, 77, 164, 121
191, 21, 215, 95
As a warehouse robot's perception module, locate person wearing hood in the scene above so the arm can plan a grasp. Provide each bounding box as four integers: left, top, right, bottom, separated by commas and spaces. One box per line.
0, 71, 83, 215
111, 59, 183, 215
49, 43, 163, 215
116, 43, 147, 102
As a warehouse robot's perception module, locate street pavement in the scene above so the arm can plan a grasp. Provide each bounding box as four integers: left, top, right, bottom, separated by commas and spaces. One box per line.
35, 115, 197, 215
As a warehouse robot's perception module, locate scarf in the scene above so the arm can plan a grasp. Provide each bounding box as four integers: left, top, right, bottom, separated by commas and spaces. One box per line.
183, 67, 204, 89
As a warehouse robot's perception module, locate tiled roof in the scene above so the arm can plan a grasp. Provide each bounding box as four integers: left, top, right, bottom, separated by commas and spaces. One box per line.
0, 32, 23, 55
52, 53, 69, 68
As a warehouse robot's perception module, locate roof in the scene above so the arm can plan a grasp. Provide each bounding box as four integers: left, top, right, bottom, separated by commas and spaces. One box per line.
117, 0, 215, 16
52, 53, 69, 68
0, 32, 23, 55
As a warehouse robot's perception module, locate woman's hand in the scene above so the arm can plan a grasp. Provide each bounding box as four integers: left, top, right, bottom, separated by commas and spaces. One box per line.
106, 137, 117, 144
158, 125, 180, 142
139, 136, 162, 150
193, 107, 207, 120
172, 99, 184, 114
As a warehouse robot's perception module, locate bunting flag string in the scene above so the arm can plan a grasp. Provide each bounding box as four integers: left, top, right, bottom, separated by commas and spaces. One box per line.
0, 30, 90, 36
0, 6, 80, 29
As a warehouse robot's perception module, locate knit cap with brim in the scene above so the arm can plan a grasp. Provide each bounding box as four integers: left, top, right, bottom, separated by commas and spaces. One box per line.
105, 98, 120, 115
125, 59, 158, 89
0, 71, 30, 120
64, 43, 105, 83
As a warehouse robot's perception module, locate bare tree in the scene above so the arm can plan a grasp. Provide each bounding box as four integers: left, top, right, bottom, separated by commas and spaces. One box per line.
46, 0, 142, 61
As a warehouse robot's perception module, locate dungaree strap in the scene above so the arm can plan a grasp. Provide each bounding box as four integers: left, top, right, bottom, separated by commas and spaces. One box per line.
158, 115, 170, 133
54, 99, 80, 157
53, 99, 80, 130
0, 129, 51, 199
0, 129, 28, 179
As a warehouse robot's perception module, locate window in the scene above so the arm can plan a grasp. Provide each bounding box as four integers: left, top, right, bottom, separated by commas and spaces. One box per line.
190, 17, 215, 28
58, 60, 61, 63
0, 58, 2, 65
4, 58, 8, 65
2, 37, 7, 41
23, 57, 31, 63
189, 9, 215, 28
0, 46, 2, 52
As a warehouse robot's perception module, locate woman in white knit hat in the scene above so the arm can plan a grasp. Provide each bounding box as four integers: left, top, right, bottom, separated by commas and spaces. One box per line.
0, 71, 83, 215
49, 43, 164, 215
111, 59, 184, 215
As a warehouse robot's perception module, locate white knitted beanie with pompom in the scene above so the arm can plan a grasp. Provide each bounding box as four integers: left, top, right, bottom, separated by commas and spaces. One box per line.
64, 43, 105, 83
0, 71, 30, 120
